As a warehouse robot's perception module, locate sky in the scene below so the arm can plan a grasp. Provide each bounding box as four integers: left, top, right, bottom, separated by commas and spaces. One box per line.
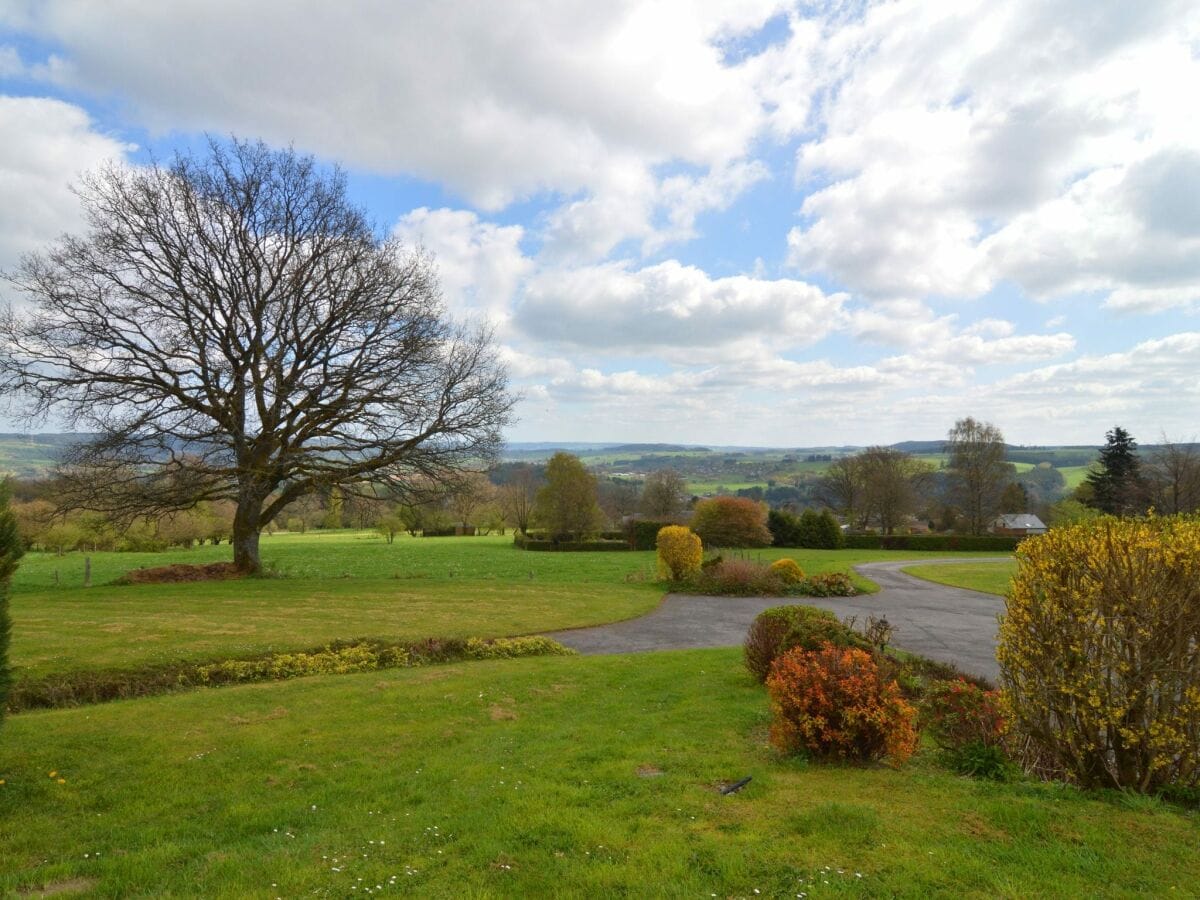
1, 0, 1198, 447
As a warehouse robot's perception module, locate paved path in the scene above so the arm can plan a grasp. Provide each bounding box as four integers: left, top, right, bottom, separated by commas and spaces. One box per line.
545, 558, 1009, 681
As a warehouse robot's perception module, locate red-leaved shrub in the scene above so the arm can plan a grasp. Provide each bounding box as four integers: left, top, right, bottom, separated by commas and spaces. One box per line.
923, 678, 1006, 751
766, 643, 917, 764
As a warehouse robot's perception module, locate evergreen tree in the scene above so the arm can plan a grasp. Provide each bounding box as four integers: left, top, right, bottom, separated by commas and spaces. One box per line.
817, 510, 844, 549
1085, 426, 1145, 515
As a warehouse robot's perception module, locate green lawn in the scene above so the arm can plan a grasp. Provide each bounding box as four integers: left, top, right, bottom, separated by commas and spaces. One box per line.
10, 531, 1009, 677
903, 560, 1017, 596
3, 650, 1197, 897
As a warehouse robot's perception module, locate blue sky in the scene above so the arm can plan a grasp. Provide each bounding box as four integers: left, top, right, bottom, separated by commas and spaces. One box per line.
1, 1, 1198, 446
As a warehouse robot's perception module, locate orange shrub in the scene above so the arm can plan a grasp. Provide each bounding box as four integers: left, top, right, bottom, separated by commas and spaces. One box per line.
655, 525, 703, 581
766, 643, 917, 764
690, 496, 772, 548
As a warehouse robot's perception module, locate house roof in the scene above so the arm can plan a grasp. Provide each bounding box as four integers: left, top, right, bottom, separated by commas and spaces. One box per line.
993, 513, 1046, 529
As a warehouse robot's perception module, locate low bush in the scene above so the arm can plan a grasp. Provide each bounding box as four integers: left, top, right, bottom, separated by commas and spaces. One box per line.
944, 742, 1014, 780
766, 643, 918, 764
656, 525, 703, 580
463, 636, 577, 660
998, 515, 1200, 793
684, 558, 785, 595
793, 572, 856, 597
885, 653, 994, 699
842, 534, 1022, 551
768, 558, 804, 584
744, 605, 870, 683
685, 559, 858, 598
923, 678, 1006, 751
7, 636, 577, 711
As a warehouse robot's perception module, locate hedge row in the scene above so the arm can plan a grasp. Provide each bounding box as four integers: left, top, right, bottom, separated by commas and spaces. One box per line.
7, 635, 577, 712
515, 538, 631, 552
628, 520, 672, 550
842, 533, 1024, 551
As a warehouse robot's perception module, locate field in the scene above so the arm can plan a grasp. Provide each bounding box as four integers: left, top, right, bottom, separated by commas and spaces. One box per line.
1057, 465, 1092, 490
3, 532, 1197, 896
902, 560, 1017, 596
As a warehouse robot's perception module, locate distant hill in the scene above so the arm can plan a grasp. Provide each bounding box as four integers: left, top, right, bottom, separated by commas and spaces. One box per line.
0, 432, 93, 478
602, 443, 707, 453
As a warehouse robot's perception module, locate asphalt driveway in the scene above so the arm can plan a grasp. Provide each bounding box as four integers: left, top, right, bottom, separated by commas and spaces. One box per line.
544, 558, 1010, 681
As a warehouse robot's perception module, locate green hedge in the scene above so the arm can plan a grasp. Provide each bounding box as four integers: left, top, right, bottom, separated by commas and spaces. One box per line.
0, 487, 24, 731
516, 538, 631, 552
627, 520, 671, 550
842, 533, 1024, 551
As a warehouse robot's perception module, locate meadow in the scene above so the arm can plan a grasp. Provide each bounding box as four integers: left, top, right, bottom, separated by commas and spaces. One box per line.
2, 532, 1197, 897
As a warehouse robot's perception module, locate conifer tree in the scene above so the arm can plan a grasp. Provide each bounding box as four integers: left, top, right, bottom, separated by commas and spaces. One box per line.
1085, 427, 1145, 515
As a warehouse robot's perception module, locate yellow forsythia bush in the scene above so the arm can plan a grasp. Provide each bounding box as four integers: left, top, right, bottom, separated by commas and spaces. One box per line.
998, 515, 1200, 792
768, 558, 805, 584
656, 525, 703, 581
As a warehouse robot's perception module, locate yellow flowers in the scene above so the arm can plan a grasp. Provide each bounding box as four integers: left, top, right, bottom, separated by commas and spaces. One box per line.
998, 514, 1200, 793
655, 525, 703, 581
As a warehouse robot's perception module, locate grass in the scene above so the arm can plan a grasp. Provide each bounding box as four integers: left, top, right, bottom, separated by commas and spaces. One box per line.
903, 560, 1017, 596
1057, 465, 1092, 490
10, 531, 1008, 677
3, 649, 1198, 897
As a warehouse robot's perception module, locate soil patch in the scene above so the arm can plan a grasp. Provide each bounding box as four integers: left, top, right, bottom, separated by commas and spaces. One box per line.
118, 562, 243, 584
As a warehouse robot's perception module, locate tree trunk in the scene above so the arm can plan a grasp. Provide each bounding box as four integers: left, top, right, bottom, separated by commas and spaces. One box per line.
232, 494, 264, 574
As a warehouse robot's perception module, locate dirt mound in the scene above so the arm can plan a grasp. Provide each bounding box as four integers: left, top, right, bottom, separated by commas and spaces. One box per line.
119, 562, 244, 584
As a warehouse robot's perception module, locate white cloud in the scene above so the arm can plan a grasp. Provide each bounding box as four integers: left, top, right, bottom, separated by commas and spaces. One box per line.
11, 1, 778, 212
515, 259, 847, 360
782, 0, 1200, 309
392, 208, 532, 329
0, 96, 133, 272
849, 302, 1074, 365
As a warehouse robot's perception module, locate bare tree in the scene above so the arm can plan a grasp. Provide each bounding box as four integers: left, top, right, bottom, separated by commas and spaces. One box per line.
639, 468, 686, 519
0, 139, 513, 573
857, 446, 931, 534
598, 477, 640, 525
946, 417, 1011, 535
817, 455, 863, 528
447, 471, 493, 531
498, 464, 541, 535
1145, 435, 1200, 515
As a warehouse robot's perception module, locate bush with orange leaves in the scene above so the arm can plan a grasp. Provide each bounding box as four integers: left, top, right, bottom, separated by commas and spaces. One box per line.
766, 643, 918, 764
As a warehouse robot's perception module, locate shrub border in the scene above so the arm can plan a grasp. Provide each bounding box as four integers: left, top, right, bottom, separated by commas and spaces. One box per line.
7, 635, 577, 713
